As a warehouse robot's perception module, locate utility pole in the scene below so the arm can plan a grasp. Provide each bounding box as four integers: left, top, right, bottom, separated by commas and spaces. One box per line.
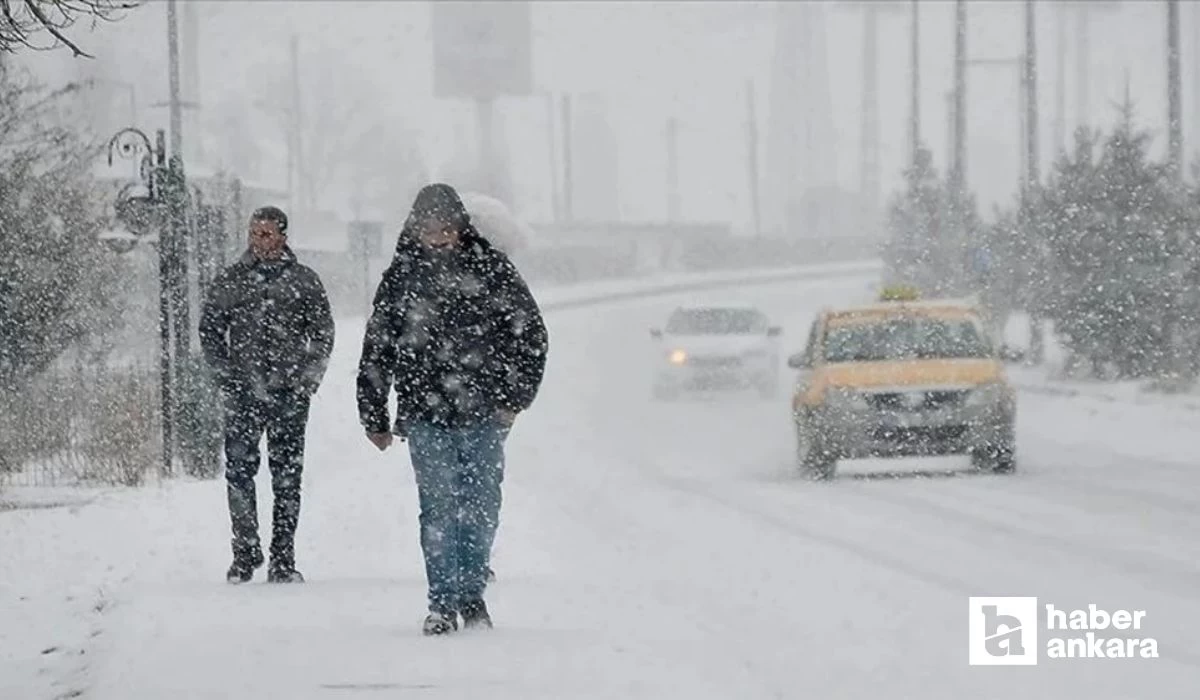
1168, 0, 1185, 379
289, 35, 303, 214
666, 115, 679, 222
1193, 3, 1200, 166
167, 0, 183, 161
1025, 0, 1044, 366
945, 90, 955, 178
1054, 2, 1067, 155
561, 93, 573, 222
1076, 5, 1089, 130
1019, 59, 1028, 192
166, 0, 191, 476
166, 0, 188, 356
952, 0, 967, 193
545, 92, 560, 222
1168, 0, 1182, 181
944, 0, 967, 296
860, 3, 879, 219
910, 0, 920, 168
746, 79, 761, 237
1025, 0, 1039, 188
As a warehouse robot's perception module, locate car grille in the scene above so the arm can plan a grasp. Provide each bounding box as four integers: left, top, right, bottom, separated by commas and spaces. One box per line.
865, 390, 969, 411
688, 355, 741, 368
873, 425, 968, 442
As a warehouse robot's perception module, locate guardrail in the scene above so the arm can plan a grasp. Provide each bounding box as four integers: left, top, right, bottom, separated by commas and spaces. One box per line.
318, 235, 882, 319
534, 259, 883, 312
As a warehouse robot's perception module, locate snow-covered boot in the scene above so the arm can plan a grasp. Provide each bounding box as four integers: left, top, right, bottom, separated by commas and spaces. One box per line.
460, 600, 493, 630
226, 548, 264, 584
267, 560, 305, 583
422, 611, 458, 636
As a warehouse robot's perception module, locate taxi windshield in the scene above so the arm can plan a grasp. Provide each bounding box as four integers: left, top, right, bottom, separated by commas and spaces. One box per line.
823, 315, 992, 363
666, 308, 762, 335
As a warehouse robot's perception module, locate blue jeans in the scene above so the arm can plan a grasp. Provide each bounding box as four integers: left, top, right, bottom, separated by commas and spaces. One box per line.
407, 420, 508, 614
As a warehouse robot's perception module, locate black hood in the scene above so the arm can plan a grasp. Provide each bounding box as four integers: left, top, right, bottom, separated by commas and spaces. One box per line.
411, 183, 469, 227
391, 183, 490, 261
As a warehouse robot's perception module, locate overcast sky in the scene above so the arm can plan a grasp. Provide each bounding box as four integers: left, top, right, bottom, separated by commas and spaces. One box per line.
19, 0, 1194, 231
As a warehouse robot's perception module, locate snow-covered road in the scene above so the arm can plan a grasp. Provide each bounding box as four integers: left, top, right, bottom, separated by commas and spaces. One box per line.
5, 272, 1200, 699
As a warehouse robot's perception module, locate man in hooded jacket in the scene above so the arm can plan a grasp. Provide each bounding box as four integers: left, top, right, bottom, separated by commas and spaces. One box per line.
357, 184, 548, 635
200, 205, 335, 584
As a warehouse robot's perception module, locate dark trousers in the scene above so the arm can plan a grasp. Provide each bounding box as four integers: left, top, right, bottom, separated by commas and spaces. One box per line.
222, 387, 311, 568
407, 420, 508, 614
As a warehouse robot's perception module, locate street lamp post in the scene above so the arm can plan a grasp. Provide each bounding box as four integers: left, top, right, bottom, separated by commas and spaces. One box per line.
102, 127, 174, 478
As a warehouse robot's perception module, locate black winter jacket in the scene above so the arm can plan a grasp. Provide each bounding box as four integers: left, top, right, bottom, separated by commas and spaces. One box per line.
356, 226, 548, 433
199, 247, 335, 397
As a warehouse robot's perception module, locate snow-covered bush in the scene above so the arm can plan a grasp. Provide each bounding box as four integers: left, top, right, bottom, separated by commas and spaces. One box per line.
0, 62, 147, 482
1037, 109, 1196, 379
883, 144, 981, 298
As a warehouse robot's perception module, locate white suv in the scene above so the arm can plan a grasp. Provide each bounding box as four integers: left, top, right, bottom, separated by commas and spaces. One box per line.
649, 305, 782, 399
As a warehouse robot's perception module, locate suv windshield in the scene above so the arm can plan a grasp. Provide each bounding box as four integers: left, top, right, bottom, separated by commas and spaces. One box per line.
666, 308, 763, 335
823, 316, 992, 362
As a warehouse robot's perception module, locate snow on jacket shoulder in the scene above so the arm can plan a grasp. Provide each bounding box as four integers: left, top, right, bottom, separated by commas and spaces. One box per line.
356, 231, 548, 433
199, 247, 335, 396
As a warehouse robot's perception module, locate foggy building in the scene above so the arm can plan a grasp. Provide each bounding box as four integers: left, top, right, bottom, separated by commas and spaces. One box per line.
568, 92, 620, 223
763, 1, 838, 240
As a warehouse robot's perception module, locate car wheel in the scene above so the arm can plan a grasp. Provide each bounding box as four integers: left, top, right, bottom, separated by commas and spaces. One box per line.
796, 417, 836, 480
970, 436, 1016, 474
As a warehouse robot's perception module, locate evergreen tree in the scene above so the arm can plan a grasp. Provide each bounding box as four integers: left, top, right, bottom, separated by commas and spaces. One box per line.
883, 143, 983, 297
1038, 103, 1188, 378
883, 145, 943, 291
0, 62, 125, 392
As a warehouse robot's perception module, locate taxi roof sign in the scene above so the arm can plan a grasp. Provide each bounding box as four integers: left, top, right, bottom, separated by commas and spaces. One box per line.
878, 284, 920, 302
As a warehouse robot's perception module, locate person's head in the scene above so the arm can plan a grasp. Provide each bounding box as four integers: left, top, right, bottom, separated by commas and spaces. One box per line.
248, 206, 288, 260
408, 184, 469, 256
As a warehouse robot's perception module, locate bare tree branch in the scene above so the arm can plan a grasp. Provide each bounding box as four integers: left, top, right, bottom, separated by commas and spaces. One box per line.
22, 0, 92, 57
1, 0, 138, 57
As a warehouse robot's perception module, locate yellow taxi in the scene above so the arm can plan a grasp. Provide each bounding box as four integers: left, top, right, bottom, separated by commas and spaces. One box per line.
786, 287, 1016, 479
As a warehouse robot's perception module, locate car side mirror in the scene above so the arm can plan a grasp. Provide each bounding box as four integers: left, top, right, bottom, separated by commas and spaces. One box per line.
787, 353, 810, 369
999, 344, 1025, 363
767, 326, 782, 337
650, 328, 663, 340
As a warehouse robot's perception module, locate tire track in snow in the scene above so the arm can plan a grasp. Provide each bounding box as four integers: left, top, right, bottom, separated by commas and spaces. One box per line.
835, 474, 1200, 601
646, 468, 1200, 672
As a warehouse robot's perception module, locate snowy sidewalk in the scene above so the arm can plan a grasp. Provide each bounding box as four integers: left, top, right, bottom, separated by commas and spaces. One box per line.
1008, 366, 1200, 412
1001, 313, 1200, 412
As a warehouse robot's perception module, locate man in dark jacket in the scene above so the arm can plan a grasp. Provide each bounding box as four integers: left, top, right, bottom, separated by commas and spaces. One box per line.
357, 184, 547, 635
200, 206, 335, 584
